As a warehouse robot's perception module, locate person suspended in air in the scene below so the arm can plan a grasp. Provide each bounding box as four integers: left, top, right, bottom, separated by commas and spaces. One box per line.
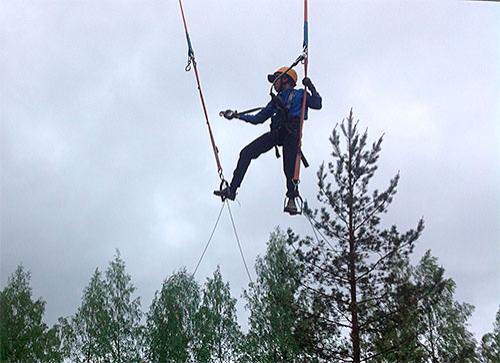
215, 67, 322, 215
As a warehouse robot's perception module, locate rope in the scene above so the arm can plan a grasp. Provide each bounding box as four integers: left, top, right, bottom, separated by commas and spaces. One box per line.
185, 0, 312, 284
178, 0, 225, 181
305, 212, 323, 244
192, 202, 253, 283
268, 53, 306, 97
293, 0, 309, 184
192, 202, 226, 277
227, 202, 253, 283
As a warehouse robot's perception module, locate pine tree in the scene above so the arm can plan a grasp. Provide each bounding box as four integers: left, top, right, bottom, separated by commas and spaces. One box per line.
146, 268, 200, 362
193, 266, 242, 363
0, 265, 62, 362
481, 307, 500, 362
243, 229, 311, 363
295, 110, 424, 362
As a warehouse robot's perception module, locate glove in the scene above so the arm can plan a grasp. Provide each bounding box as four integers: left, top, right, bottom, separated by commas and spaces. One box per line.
219, 109, 238, 120
302, 77, 316, 91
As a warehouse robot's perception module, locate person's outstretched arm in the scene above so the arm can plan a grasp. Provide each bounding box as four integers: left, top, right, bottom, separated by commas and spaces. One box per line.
237, 100, 275, 124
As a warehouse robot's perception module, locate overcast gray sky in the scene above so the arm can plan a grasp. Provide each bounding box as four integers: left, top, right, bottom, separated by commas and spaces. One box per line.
1, 0, 499, 340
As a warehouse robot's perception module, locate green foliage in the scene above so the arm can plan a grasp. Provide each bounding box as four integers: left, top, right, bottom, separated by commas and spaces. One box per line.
243, 228, 310, 362
365, 271, 425, 363
0, 265, 62, 362
1, 188, 487, 363
413, 252, 478, 362
368, 251, 479, 362
104, 251, 143, 362
193, 266, 242, 362
481, 307, 500, 362
64, 251, 143, 362
146, 268, 200, 362
64, 268, 109, 362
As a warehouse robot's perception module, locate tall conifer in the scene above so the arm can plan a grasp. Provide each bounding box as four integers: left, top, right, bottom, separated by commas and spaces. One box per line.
295, 111, 423, 362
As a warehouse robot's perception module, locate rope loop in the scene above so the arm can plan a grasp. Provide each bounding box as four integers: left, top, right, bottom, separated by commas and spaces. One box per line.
219, 176, 228, 191
185, 56, 195, 72
301, 49, 308, 64
214, 176, 229, 202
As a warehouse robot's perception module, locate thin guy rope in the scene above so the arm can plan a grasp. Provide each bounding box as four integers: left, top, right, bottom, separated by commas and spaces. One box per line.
193, 202, 226, 277
226, 202, 253, 283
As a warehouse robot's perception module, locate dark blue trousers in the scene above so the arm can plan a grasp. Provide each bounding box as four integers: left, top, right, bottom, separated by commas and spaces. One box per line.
230, 126, 299, 198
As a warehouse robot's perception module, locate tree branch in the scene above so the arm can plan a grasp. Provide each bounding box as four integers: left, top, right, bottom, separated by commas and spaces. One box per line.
355, 239, 413, 283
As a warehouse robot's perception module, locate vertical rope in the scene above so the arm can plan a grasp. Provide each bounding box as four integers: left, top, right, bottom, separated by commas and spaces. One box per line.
293, 0, 309, 183
178, 0, 225, 180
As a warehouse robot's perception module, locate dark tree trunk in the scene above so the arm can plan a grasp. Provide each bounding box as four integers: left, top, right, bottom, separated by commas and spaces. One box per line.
348, 130, 361, 363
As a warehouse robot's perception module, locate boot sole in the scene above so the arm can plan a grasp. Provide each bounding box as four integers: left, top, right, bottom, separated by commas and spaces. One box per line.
284, 208, 300, 215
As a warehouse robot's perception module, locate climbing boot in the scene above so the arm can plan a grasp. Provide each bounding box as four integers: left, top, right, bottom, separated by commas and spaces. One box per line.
284, 197, 300, 215
214, 187, 236, 201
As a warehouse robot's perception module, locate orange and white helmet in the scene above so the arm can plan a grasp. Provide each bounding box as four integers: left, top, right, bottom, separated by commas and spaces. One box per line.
267, 66, 298, 86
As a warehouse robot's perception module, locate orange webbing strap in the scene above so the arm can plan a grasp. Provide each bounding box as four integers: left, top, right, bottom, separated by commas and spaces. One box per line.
293, 0, 309, 185
179, 0, 225, 181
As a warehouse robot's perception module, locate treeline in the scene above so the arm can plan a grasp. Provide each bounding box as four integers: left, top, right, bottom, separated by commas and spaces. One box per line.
1, 111, 499, 362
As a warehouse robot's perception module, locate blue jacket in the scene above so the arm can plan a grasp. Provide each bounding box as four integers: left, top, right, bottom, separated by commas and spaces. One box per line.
238, 88, 322, 130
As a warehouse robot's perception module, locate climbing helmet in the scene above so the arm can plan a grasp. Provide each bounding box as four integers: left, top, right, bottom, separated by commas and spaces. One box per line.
267, 66, 298, 86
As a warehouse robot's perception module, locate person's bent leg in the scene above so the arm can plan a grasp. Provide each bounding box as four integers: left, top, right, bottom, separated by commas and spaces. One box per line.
230, 131, 276, 192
